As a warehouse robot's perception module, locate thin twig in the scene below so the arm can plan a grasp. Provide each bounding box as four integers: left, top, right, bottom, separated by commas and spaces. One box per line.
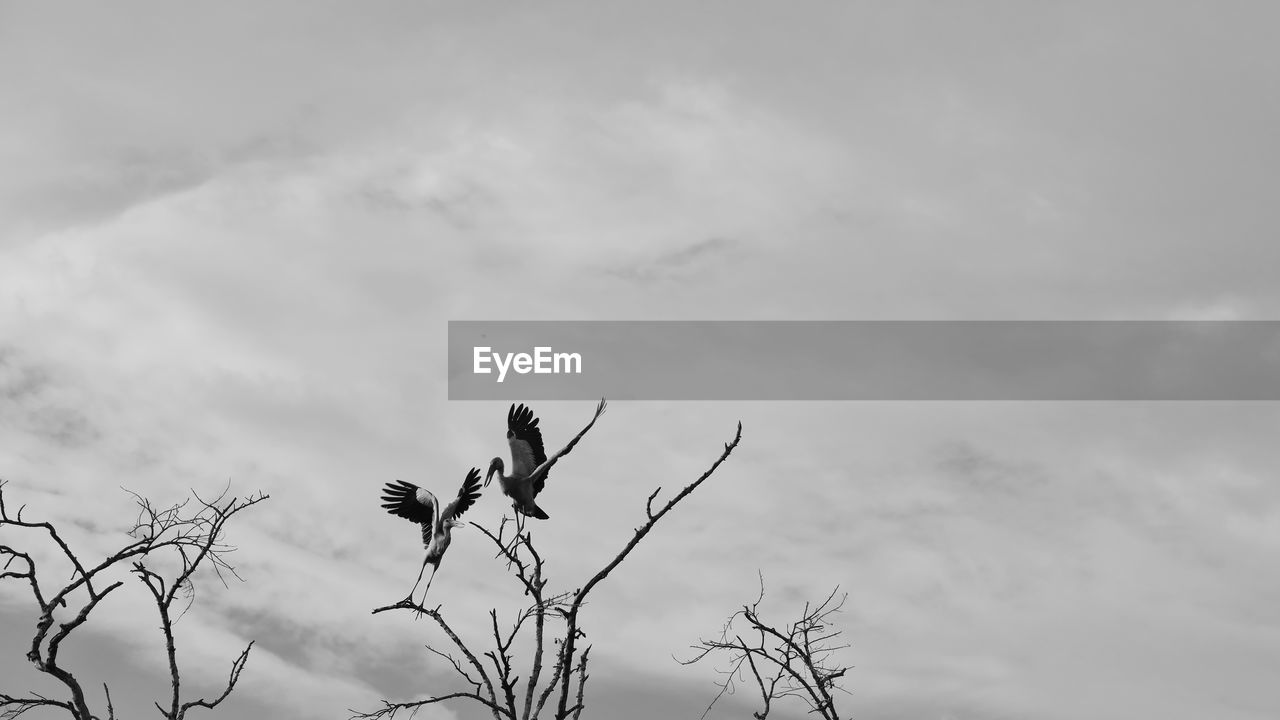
680, 577, 852, 720
360, 416, 743, 720
554, 422, 743, 719
0, 482, 266, 720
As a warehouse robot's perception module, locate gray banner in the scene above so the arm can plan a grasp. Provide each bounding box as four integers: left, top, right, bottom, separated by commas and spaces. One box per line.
447, 321, 1280, 400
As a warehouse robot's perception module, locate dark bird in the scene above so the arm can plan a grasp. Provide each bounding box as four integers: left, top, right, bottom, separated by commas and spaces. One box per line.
380, 468, 483, 604
485, 399, 607, 522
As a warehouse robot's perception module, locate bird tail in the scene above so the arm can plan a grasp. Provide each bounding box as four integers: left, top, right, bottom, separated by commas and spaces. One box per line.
526, 503, 550, 520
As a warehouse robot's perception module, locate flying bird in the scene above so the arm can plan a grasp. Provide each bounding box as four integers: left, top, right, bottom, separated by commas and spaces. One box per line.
486, 398, 607, 522
380, 468, 483, 605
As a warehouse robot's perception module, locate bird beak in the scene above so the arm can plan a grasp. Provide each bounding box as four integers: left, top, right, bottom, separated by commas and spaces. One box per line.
484, 466, 496, 487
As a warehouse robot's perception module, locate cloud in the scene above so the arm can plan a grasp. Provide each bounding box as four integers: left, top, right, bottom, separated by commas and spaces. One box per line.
0, 349, 99, 448
4, 3, 1280, 719
1166, 296, 1255, 321
605, 236, 743, 284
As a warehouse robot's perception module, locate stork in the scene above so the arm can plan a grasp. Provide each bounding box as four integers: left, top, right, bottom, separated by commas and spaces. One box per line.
380, 467, 483, 605
485, 399, 607, 526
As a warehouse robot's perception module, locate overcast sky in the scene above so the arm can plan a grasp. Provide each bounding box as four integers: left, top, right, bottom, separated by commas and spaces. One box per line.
3, 2, 1280, 719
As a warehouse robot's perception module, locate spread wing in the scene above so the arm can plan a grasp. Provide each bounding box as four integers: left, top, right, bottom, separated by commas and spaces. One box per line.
443, 468, 483, 521
532, 398, 607, 495
507, 403, 547, 478
380, 480, 438, 527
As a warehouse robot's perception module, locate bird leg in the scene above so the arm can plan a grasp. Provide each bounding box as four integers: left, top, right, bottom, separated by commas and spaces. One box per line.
403, 560, 437, 619
399, 564, 439, 620
406, 559, 430, 602
418, 565, 439, 606
421, 565, 438, 596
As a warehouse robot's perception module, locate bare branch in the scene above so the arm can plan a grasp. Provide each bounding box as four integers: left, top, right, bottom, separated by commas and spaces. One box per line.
488, 610, 520, 719
569, 647, 590, 720
363, 415, 743, 720
0, 481, 266, 720
367, 601, 505, 720
644, 488, 661, 521
175, 641, 253, 719
532, 639, 566, 720
554, 422, 743, 719
682, 578, 852, 720
349, 692, 513, 720
0, 692, 73, 720
425, 645, 479, 688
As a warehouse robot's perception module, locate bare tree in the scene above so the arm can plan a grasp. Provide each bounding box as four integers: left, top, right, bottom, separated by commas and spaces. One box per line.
0, 480, 267, 720
358, 421, 744, 720
680, 577, 853, 720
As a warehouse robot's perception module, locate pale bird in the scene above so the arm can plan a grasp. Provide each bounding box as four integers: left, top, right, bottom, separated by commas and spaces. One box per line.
485, 399, 607, 521
380, 468, 482, 604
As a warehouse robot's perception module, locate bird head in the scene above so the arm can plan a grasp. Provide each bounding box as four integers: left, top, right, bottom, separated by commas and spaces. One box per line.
485, 457, 503, 487
448, 518, 466, 530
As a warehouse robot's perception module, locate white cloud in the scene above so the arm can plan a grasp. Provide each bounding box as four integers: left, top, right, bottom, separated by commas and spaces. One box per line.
4, 3, 1280, 719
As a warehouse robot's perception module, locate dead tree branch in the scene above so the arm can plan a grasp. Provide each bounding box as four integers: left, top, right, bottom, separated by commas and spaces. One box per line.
0, 480, 267, 720
361, 419, 743, 720
364, 519, 574, 720
552, 421, 742, 719
680, 576, 852, 720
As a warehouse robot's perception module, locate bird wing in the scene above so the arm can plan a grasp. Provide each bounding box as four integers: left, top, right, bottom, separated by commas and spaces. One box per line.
531, 398, 607, 495
380, 480, 438, 527
507, 403, 547, 478
443, 467, 483, 521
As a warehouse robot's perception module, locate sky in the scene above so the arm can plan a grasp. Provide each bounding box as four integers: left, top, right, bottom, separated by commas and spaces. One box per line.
2, 1, 1280, 719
